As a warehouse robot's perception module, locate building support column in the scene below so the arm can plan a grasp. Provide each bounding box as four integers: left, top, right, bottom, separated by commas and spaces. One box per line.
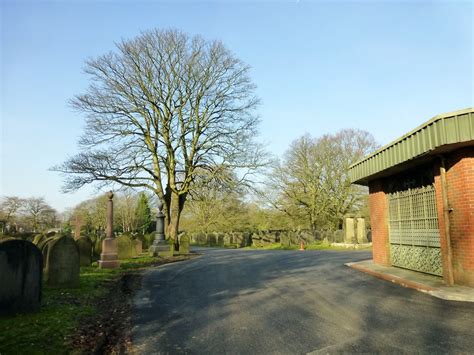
439, 157, 454, 286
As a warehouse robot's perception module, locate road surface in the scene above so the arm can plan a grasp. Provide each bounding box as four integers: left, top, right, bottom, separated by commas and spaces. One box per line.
132, 248, 474, 354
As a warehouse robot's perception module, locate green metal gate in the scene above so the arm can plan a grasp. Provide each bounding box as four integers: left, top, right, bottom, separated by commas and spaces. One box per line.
388, 184, 443, 276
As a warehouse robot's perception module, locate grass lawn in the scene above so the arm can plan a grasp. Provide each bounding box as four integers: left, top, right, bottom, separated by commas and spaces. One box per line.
0, 254, 193, 355
243, 242, 372, 251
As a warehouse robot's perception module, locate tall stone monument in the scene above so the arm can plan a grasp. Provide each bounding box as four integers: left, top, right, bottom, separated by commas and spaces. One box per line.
356, 217, 368, 244
98, 191, 119, 268
149, 201, 171, 257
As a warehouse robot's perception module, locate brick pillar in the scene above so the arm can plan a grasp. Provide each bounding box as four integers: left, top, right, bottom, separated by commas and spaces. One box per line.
369, 179, 390, 266
434, 148, 474, 286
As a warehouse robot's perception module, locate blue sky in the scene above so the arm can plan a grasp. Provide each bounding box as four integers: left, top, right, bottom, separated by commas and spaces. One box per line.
1, 0, 472, 212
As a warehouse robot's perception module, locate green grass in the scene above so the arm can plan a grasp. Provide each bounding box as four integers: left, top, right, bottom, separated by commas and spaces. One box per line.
0, 270, 113, 354
0, 254, 189, 355
243, 242, 371, 251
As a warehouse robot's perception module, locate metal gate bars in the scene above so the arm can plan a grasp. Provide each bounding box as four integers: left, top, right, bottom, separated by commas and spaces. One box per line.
388, 184, 443, 276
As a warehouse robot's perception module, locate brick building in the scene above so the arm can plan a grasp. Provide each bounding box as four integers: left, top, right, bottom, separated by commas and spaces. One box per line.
350, 108, 474, 287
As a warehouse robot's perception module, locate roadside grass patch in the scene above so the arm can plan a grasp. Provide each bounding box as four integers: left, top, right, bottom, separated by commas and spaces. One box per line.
0, 254, 195, 355
243, 242, 371, 251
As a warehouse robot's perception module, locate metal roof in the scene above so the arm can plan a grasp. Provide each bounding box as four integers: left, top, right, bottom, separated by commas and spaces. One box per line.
350, 108, 474, 185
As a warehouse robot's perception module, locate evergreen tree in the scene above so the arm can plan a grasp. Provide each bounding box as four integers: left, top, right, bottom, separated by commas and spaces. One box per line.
135, 193, 152, 235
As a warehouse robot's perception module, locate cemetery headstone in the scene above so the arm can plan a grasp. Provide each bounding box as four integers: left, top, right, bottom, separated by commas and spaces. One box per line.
208, 233, 217, 246
0, 239, 42, 315
76, 236, 93, 266
32, 234, 45, 246
280, 232, 291, 248
45, 235, 80, 287
133, 239, 143, 255
117, 234, 134, 259
217, 234, 225, 247
179, 233, 190, 254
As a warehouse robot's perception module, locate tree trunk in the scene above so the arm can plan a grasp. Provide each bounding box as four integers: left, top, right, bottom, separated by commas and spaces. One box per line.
166, 192, 187, 251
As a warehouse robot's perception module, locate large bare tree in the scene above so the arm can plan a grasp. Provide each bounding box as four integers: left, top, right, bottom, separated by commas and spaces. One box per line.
22, 197, 57, 232
268, 129, 377, 233
54, 29, 264, 248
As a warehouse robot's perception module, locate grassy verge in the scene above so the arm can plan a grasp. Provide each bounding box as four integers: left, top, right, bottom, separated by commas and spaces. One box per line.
0, 254, 195, 355
243, 242, 372, 251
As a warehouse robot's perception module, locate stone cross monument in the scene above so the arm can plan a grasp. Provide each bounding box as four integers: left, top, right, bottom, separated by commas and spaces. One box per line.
149, 200, 170, 256
98, 191, 119, 268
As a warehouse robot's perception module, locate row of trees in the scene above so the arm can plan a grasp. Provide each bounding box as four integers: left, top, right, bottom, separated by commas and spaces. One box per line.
66, 191, 154, 237
0, 196, 58, 233
180, 129, 376, 234
0, 191, 154, 237
52, 28, 377, 248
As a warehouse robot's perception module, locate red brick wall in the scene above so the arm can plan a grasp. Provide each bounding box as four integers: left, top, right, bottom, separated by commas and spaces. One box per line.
434, 147, 474, 287
368, 180, 390, 266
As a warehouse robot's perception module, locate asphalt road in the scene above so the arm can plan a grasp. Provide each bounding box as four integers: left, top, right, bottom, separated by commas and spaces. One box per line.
131, 248, 474, 354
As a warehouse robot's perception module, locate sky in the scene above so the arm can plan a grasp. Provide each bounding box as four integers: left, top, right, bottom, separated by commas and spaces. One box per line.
1, 0, 473, 212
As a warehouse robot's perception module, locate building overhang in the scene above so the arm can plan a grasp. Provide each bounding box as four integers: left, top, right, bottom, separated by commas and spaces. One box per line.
350, 108, 474, 186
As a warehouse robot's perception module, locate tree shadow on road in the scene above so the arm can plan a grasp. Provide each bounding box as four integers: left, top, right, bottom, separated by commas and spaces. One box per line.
132, 249, 474, 354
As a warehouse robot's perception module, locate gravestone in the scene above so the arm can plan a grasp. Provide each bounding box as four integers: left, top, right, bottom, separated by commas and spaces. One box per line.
117, 234, 134, 259
217, 234, 225, 247
223, 234, 232, 247
280, 232, 291, 248
196, 233, 207, 245
94, 237, 103, 257
334, 229, 344, 243
0, 239, 42, 315
39, 236, 56, 265
208, 233, 217, 246
356, 218, 368, 244
32, 234, 45, 246
179, 233, 190, 254
244, 232, 252, 247
76, 236, 92, 266
45, 235, 80, 287
133, 239, 143, 255
344, 217, 356, 244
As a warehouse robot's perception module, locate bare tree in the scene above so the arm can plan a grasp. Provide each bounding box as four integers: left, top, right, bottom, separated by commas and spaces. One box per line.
116, 191, 138, 233
53, 29, 264, 248
22, 197, 57, 232
268, 129, 377, 233
181, 169, 249, 233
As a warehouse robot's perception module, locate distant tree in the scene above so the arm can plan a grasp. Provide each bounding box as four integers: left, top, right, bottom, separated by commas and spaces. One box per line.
54, 28, 265, 249
71, 195, 108, 237
179, 168, 251, 233
22, 197, 57, 232
115, 191, 138, 233
135, 192, 152, 235
0, 196, 24, 233
268, 129, 377, 233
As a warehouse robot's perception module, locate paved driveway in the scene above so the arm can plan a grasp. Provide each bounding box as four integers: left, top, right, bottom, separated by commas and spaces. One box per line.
132, 248, 474, 354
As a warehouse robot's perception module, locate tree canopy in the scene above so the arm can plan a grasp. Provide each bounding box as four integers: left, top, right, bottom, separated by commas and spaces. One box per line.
54, 29, 265, 247
267, 129, 377, 233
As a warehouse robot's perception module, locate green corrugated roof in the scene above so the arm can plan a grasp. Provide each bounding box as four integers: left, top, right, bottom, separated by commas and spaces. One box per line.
350, 108, 474, 185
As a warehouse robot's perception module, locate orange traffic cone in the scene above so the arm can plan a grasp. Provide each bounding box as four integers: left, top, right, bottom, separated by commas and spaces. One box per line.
299, 241, 305, 251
